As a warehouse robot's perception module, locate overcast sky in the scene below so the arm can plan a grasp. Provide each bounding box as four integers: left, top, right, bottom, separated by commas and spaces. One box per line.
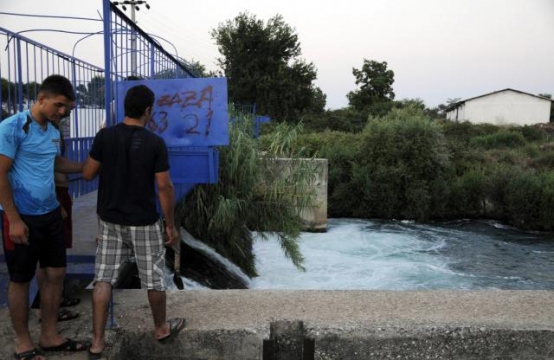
1, 0, 553, 109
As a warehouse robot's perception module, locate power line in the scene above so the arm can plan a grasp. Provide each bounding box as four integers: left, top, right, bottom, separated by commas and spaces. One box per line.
0, 11, 102, 22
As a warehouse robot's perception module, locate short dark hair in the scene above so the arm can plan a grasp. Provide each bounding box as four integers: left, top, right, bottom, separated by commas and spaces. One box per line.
39, 75, 75, 101
124, 84, 155, 118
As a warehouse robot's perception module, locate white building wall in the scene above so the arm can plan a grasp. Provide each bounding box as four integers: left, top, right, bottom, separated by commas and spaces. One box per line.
446, 103, 465, 121
447, 90, 551, 125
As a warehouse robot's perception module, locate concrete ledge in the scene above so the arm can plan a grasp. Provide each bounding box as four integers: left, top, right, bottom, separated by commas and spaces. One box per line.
2, 290, 554, 359
312, 327, 554, 359
114, 329, 263, 360
105, 327, 554, 360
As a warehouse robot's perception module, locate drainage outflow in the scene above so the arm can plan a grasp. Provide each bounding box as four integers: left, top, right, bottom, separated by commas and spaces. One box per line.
263, 321, 315, 360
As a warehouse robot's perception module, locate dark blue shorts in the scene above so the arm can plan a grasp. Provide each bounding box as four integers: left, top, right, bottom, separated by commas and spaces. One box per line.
1, 208, 66, 283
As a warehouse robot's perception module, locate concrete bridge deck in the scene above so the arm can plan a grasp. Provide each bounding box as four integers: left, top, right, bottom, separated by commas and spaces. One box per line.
1, 289, 554, 359
1, 192, 554, 359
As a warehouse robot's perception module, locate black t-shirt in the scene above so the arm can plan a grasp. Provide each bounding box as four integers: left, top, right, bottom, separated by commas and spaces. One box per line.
89, 123, 170, 226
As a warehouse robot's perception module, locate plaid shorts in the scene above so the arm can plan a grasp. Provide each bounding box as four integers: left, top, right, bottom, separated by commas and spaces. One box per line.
95, 218, 166, 291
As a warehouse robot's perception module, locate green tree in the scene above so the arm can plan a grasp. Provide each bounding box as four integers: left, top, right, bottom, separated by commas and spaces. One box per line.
426, 103, 449, 119
153, 58, 208, 79
393, 98, 426, 111
301, 108, 367, 133
87, 76, 105, 107
347, 59, 395, 116
1, 78, 18, 116
446, 97, 461, 106
185, 59, 219, 78
0, 79, 40, 116
211, 12, 325, 122
22, 81, 39, 102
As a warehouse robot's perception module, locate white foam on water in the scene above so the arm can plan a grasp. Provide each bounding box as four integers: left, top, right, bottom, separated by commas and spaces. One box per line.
250, 219, 472, 290
165, 218, 554, 291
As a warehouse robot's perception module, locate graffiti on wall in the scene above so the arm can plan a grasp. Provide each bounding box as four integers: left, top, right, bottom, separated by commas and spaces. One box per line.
116, 78, 228, 147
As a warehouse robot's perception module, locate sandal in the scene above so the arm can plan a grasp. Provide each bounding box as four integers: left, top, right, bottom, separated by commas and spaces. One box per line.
38, 308, 79, 323
13, 347, 45, 360
157, 317, 186, 343
40, 338, 88, 352
60, 297, 80, 307
88, 346, 105, 360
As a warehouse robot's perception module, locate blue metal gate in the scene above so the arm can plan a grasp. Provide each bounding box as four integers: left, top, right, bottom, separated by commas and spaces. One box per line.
102, 0, 224, 200
1, 0, 226, 201
0, 26, 104, 197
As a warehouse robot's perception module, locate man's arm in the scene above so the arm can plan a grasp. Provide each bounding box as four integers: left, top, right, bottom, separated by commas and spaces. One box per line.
155, 170, 178, 246
82, 156, 101, 181
54, 155, 82, 174
0, 154, 29, 244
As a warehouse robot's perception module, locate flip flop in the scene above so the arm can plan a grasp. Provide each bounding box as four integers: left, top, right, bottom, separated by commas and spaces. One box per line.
38, 308, 79, 323
40, 338, 88, 352
58, 308, 80, 321
60, 297, 81, 307
88, 346, 105, 360
13, 347, 45, 360
157, 317, 186, 343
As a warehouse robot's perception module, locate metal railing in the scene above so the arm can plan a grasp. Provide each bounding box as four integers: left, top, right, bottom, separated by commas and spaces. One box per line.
0, 26, 103, 197
0, 1, 198, 198
101, 0, 196, 127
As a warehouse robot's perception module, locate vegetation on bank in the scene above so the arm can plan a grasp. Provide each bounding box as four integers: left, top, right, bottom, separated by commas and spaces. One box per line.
161, 12, 554, 277
293, 106, 554, 232
177, 114, 318, 277
179, 104, 554, 278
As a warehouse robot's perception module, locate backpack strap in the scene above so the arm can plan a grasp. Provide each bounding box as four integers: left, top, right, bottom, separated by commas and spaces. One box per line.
22, 114, 32, 135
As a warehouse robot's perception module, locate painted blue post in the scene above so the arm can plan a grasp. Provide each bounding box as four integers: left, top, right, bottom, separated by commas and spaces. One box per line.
15, 38, 23, 113
71, 60, 80, 136
150, 44, 155, 79
103, 0, 113, 127
108, 293, 118, 329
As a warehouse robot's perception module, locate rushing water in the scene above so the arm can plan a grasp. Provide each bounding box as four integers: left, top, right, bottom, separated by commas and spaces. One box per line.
248, 218, 554, 290
5, 217, 552, 302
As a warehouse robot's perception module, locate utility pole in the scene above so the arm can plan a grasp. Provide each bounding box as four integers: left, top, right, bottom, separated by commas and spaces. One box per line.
112, 1, 150, 75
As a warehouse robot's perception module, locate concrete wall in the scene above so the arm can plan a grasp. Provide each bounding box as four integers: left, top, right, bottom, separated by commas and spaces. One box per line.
299, 158, 328, 232
446, 90, 551, 125
271, 158, 328, 232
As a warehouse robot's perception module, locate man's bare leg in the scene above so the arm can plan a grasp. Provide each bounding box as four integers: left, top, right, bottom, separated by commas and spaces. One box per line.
37, 266, 65, 347
148, 289, 170, 339
8, 281, 36, 355
90, 281, 112, 354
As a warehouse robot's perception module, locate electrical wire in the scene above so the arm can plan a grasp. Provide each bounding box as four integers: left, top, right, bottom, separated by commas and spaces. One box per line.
0, 11, 102, 22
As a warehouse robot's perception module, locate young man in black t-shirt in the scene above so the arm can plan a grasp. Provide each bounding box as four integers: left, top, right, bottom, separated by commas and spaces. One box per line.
83, 84, 185, 358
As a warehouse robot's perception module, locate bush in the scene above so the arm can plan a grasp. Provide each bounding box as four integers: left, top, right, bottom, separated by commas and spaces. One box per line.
538, 172, 554, 230
499, 170, 554, 231
469, 130, 527, 149
441, 120, 499, 146
301, 108, 368, 133
447, 168, 488, 218
296, 131, 362, 217
521, 125, 544, 142
522, 143, 540, 158
180, 117, 318, 276
355, 106, 454, 221
533, 151, 554, 169
261, 110, 554, 231
504, 171, 543, 229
